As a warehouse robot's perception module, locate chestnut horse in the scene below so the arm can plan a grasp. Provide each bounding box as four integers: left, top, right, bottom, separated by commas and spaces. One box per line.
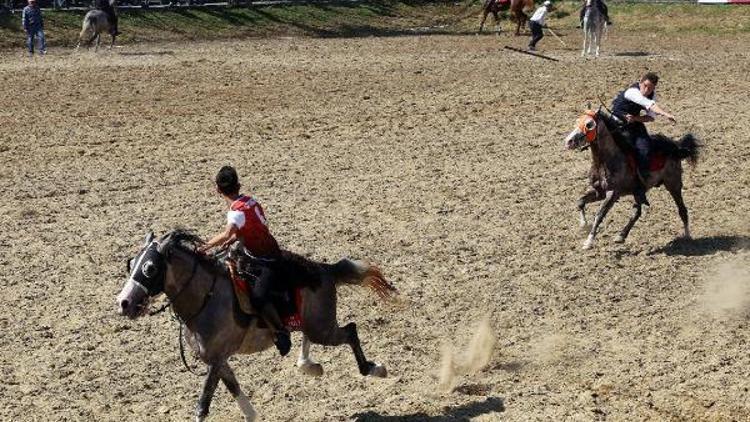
479, 0, 534, 35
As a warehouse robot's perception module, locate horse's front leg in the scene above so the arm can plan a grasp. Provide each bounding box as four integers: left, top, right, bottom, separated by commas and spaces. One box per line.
195, 364, 221, 422
218, 363, 257, 422
577, 187, 604, 228
583, 190, 618, 249
296, 334, 323, 376
615, 202, 642, 243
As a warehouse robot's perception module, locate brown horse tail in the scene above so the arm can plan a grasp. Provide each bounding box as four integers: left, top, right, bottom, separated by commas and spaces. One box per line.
331, 259, 399, 302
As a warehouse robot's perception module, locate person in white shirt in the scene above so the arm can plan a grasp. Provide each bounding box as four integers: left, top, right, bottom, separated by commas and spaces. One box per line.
611, 72, 677, 205
528, 1, 554, 51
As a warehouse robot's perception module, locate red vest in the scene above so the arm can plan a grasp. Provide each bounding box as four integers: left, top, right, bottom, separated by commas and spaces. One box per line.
229, 195, 280, 258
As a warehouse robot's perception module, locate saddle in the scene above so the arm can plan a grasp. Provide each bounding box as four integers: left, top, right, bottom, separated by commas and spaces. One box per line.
225, 247, 303, 331
599, 112, 668, 175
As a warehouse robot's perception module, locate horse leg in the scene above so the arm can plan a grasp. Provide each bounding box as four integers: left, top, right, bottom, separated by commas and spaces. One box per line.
666, 181, 690, 239
577, 187, 604, 228
296, 334, 323, 377
94, 33, 101, 52
583, 190, 618, 249
615, 202, 642, 243
479, 10, 489, 32
109, 34, 116, 50
218, 363, 257, 422
195, 364, 221, 422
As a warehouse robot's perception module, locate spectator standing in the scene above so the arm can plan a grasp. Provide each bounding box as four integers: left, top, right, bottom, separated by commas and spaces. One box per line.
22, 0, 46, 56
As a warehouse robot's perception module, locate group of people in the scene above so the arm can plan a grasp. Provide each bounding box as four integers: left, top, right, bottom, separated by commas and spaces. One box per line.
526, 0, 612, 51
21, 0, 118, 56
196, 70, 675, 356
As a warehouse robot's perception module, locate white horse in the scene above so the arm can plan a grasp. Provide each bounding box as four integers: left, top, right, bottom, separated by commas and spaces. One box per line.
75, 0, 117, 52
581, 0, 605, 57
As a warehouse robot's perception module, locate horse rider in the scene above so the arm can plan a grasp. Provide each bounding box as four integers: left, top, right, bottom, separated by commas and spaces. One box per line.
198, 166, 291, 357
611, 72, 677, 205
94, 0, 119, 36
527, 1, 553, 51
578, 0, 612, 27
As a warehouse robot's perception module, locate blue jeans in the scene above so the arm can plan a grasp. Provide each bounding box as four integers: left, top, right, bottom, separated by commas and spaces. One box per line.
26, 29, 46, 55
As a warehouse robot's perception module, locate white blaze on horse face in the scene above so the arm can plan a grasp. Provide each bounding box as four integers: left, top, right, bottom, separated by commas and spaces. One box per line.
564, 128, 584, 150
117, 278, 147, 317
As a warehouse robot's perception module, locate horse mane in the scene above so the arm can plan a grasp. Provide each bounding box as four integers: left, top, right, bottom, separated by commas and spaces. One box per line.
161, 228, 225, 271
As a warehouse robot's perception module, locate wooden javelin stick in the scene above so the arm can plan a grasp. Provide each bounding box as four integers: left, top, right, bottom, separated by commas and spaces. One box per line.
503, 45, 559, 61
545, 27, 567, 47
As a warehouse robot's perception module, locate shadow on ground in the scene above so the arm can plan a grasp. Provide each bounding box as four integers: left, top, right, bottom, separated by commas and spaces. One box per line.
352, 397, 505, 421
649, 235, 750, 257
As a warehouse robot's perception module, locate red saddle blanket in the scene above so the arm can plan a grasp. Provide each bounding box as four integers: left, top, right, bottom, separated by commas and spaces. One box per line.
227, 261, 304, 332
627, 153, 667, 173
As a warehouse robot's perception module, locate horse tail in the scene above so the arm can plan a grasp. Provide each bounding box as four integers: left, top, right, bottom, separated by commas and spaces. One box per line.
675, 133, 701, 167
329, 259, 398, 302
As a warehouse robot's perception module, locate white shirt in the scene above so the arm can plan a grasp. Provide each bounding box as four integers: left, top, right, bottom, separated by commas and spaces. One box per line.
624, 87, 657, 117
530, 6, 549, 25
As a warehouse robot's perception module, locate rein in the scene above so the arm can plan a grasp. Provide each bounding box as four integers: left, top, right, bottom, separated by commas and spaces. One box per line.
148, 250, 220, 377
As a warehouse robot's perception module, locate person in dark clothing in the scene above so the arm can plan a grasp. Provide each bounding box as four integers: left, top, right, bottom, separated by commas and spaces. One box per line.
579, 0, 612, 27
198, 166, 291, 357
22, 0, 45, 56
94, 0, 119, 36
611, 72, 677, 205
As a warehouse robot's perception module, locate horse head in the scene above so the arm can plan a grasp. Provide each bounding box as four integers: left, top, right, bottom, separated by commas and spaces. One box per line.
117, 232, 170, 319
564, 109, 601, 151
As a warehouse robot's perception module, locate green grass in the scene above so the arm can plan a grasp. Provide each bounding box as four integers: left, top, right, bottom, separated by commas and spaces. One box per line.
0, 0, 747, 49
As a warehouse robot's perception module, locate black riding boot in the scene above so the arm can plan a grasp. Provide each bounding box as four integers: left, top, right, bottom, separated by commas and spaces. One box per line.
259, 303, 291, 356
634, 170, 650, 206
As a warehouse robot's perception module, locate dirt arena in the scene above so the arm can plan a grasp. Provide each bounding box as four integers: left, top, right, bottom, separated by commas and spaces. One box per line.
1, 30, 749, 421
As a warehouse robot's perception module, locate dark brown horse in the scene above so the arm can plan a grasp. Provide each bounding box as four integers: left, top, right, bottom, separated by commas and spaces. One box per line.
117, 230, 397, 421
564, 109, 700, 249
479, 0, 534, 35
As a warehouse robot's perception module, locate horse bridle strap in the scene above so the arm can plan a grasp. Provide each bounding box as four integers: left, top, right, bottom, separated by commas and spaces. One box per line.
149, 254, 200, 316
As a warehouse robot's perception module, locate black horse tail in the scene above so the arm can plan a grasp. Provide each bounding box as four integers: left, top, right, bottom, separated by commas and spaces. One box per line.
329, 259, 398, 301
675, 133, 701, 167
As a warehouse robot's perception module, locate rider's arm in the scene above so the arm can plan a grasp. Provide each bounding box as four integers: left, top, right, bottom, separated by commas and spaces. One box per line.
198, 224, 239, 253
648, 103, 676, 123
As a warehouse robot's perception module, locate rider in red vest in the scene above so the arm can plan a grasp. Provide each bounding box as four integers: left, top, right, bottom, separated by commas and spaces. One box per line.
198, 166, 290, 356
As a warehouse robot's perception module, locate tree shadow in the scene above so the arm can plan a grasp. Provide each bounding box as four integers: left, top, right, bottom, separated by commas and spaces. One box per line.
648, 235, 750, 257
352, 397, 505, 421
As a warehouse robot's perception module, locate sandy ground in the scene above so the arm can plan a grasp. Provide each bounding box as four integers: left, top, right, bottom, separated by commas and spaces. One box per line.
1, 30, 749, 421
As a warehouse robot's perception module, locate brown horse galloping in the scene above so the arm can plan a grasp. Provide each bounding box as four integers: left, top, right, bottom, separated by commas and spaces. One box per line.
479, 0, 534, 35
564, 109, 700, 249
117, 230, 398, 421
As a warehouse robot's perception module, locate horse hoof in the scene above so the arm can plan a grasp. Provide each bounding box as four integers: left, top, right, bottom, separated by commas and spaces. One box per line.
582, 240, 594, 250
369, 364, 387, 378
297, 362, 323, 377
613, 235, 625, 244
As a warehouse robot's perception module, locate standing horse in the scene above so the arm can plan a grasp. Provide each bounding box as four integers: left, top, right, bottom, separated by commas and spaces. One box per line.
117, 230, 397, 421
75, 3, 117, 52
581, 0, 605, 57
479, 0, 533, 35
564, 109, 700, 249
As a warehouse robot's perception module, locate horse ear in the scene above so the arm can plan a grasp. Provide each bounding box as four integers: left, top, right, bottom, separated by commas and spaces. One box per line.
144, 232, 154, 246
587, 102, 592, 110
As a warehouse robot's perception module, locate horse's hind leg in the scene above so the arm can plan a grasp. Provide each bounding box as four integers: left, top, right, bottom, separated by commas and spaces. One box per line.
666, 179, 690, 239
583, 190, 618, 249
195, 364, 221, 422
306, 321, 386, 377
218, 364, 257, 422
296, 334, 323, 377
